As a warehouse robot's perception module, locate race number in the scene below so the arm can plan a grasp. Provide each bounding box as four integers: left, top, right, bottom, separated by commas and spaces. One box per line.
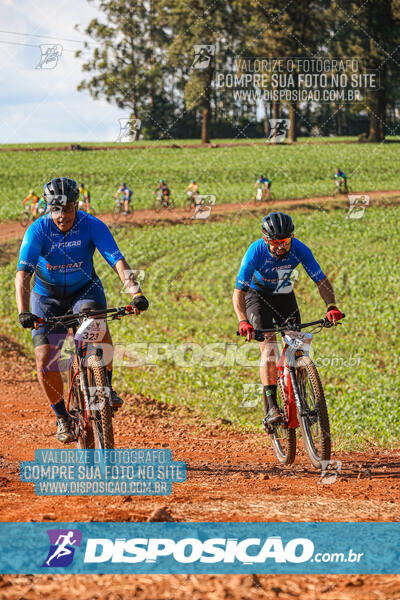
75, 318, 107, 342
283, 331, 312, 352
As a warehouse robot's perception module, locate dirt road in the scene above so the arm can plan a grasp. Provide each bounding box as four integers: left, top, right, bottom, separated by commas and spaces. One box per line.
2, 189, 399, 245
0, 332, 399, 598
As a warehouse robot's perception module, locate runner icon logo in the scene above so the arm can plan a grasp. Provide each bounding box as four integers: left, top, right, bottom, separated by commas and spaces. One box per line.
41, 529, 82, 568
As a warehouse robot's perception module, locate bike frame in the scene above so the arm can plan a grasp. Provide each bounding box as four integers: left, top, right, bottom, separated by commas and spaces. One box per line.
276, 344, 299, 429
37, 305, 136, 432
66, 337, 105, 428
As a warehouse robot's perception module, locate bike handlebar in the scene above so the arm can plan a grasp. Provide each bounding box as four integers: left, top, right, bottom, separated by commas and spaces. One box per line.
34, 304, 136, 329
236, 314, 345, 340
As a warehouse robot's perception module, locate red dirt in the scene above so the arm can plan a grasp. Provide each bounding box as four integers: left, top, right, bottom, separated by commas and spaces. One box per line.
2, 189, 400, 245
0, 331, 399, 597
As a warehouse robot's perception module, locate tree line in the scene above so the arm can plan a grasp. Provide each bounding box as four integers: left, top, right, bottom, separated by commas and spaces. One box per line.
76, 0, 400, 143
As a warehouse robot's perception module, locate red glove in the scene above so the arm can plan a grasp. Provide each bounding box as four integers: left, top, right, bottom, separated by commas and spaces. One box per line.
238, 320, 254, 337
326, 306, 344, 324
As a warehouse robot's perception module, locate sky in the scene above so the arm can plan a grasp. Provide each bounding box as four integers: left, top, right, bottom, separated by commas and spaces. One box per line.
0, 0, 128, 143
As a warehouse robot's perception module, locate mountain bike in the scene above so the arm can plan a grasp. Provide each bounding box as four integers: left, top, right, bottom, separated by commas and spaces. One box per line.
238, 315, 344, 468
332, 181, 351, 196
113, 197, 134, 222
35, 305, 137, 450
254, 186, 274, 204
19, 204, 47, 228
153, 190, 175, 212
186, 190, 198, 211
78, 200, 96, 217
255, 187, 264, 203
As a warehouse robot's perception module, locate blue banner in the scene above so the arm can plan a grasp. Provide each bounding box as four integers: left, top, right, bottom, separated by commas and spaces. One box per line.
20, 449, 186, 496
0, 522, 398, 574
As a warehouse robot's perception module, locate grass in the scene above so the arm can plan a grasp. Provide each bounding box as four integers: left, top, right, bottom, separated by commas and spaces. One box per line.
1, 140, 400, 221
0, 136, 357, 149
2, 203, 399, 449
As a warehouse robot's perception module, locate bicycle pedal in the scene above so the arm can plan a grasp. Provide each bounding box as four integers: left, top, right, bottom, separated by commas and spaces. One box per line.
262, 418, 275, 435
262, 416, 282, 434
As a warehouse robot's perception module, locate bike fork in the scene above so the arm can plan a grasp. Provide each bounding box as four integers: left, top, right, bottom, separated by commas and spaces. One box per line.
76, 346, 91, 419
287, 367, 300, 428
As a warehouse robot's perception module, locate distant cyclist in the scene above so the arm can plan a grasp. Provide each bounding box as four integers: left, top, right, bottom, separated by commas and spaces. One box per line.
233, 212, 344, 430
16, 177, 149, 444
115, 182, 133, 215
154, 179, 171, 208
334, 168, 348, 193
22, 190, 43, 218
78, 183, 91, 212
255, 175, 272, 201
185, 179, 199, 209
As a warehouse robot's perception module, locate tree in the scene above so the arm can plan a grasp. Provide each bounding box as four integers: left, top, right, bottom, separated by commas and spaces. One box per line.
76, 0, 171, 140
329, 0, 400, 142
246, 0, 330, 142
158, 0, 244, 143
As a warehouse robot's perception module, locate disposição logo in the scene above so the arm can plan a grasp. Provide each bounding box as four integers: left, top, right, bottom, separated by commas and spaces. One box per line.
42, 529, 82, 568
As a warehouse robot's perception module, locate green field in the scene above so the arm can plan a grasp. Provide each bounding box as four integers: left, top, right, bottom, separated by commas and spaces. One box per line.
2, 204, 399, 449
2, 140, 400, 221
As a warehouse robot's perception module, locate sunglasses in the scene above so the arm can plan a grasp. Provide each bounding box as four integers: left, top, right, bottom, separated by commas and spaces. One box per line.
266, 236, 292, 247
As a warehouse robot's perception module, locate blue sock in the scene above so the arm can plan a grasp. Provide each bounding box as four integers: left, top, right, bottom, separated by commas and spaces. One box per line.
108, 369, 112, 388
51, 400, 68, 418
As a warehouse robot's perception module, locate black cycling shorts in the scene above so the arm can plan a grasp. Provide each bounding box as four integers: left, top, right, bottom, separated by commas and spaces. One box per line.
245, 287, 300, 330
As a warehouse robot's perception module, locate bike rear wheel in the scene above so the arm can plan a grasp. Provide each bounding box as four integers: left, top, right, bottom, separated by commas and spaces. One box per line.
269, 379, 297, 465
112, 203, 122, 222
295, 355, 331, 468
87, 354, 114, 449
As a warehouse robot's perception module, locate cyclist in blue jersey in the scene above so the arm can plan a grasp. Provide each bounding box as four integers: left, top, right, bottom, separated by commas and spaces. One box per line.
15, 177, 149, 443
233, 212, 343, 429
255, 174, 272, 201
115, 182, 133, 215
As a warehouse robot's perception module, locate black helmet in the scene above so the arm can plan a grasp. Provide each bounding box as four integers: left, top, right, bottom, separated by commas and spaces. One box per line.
43, 177, 79, 206
262, 212, 294, 239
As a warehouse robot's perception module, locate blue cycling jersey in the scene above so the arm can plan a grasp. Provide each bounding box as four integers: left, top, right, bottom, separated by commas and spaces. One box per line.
17, 211, 124, 298
117, 186, 133, 199
235, 237, 325, 293
257, 177, 271, 184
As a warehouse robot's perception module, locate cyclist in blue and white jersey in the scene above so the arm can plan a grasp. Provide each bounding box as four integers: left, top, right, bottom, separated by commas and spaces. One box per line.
255, 174, 272, 201
233, 212, 343, 429
334, 168, 348, 192
115, 182, 133, 215
15, 177, 149, 443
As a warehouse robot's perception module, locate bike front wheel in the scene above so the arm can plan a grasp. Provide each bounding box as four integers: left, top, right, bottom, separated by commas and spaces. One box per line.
295, 355, 331, 468
268, 379, 297, 465
20, 211, 31, 228
68, 356, 95, 449
87, 354, 114, 449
